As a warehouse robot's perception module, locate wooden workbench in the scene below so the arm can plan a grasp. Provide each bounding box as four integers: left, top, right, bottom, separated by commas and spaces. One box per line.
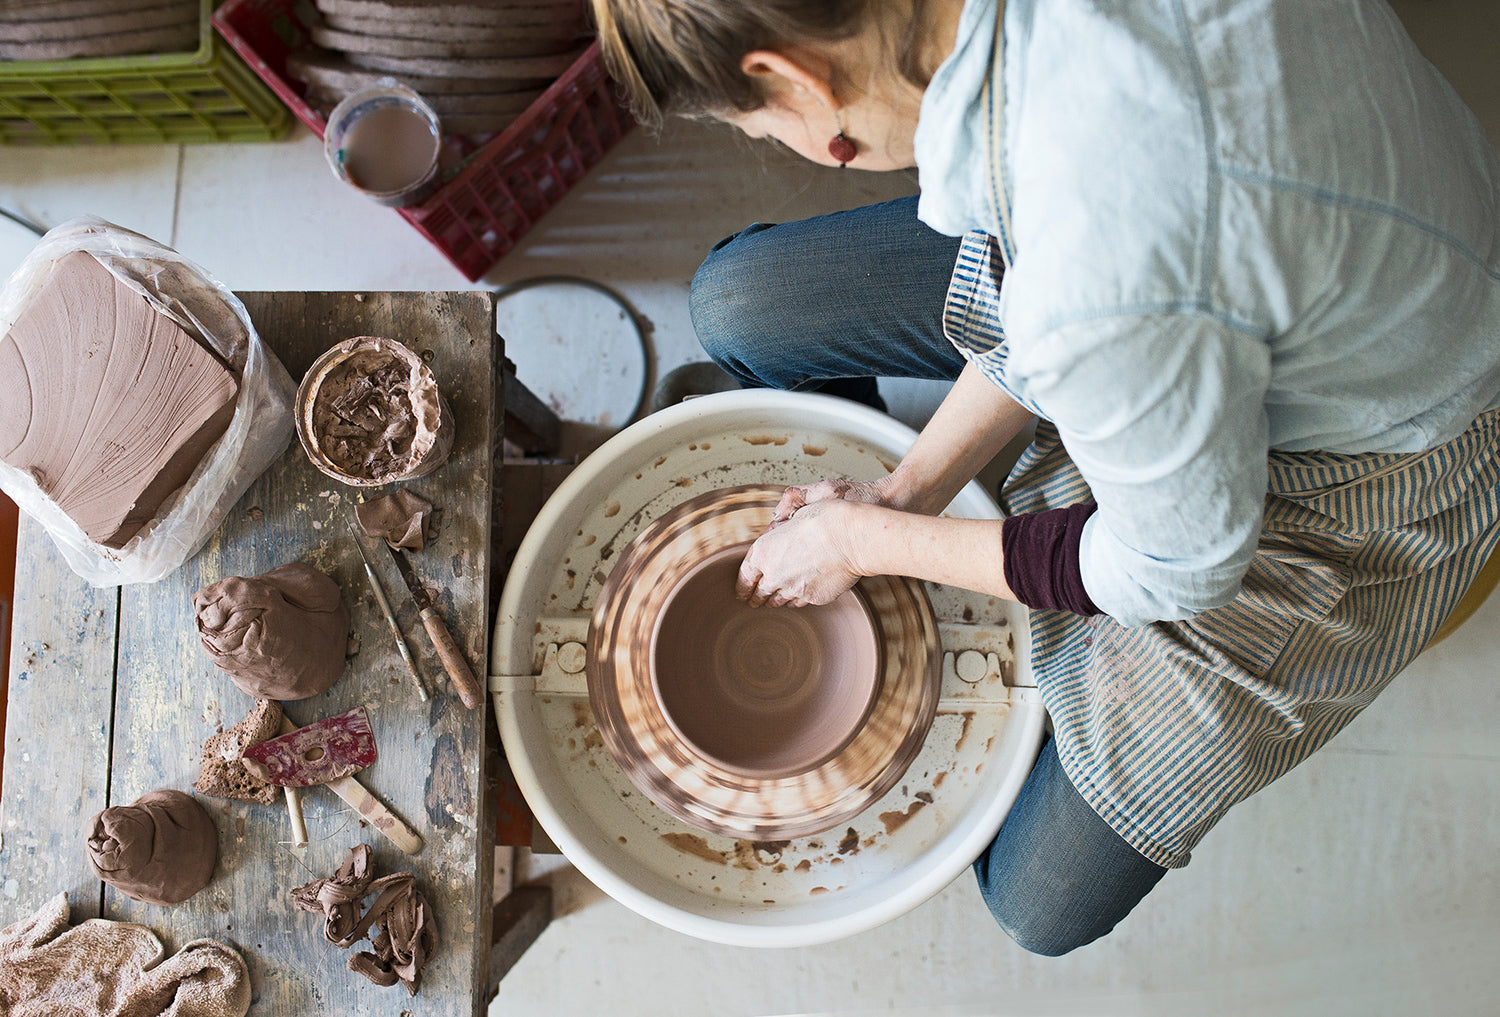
0, 292, 505, 1014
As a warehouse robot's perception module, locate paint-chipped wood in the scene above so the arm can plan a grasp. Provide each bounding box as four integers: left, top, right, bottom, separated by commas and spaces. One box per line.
1, 292, 497, 1015
0, 527, 117, 922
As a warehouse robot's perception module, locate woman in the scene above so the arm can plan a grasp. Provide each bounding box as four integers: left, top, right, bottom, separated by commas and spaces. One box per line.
591, 0, 1500, 954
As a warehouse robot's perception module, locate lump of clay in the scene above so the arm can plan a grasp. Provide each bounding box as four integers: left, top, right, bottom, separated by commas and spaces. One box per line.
355, 488, 435, 551
0, 251, 240, 548
195, 699, 283, 804
194, 561, 350, 700
85, 789, 218, 906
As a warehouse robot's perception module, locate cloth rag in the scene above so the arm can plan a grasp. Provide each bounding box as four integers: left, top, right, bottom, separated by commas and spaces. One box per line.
0, 893, 250, 1017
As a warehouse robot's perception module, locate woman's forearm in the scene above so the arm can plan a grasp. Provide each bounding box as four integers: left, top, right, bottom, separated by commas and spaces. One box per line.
843, 502, 1016, 601
884, 362, 1034, 515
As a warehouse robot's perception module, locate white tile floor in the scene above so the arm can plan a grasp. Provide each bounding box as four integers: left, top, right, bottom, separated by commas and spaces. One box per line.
2, 4, 1498, 1013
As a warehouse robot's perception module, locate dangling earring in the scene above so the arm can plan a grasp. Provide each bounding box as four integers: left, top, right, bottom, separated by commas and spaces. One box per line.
828, 129, 856, 167
828, 109, 856, 166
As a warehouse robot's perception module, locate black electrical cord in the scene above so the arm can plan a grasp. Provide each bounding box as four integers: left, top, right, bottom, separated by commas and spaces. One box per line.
492, 274, 656, 428
0, 207, 46, 237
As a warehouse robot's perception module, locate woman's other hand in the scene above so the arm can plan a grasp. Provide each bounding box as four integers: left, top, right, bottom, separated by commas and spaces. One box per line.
769, 477, 891, 523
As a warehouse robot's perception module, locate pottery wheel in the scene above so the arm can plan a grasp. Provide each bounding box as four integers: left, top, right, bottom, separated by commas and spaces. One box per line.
492, 390, 1045, 947
588, 486, 941, 841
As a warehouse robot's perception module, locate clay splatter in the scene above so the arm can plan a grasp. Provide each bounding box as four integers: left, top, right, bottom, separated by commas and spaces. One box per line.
661, 832, 725, 865
878, 799, 928, 835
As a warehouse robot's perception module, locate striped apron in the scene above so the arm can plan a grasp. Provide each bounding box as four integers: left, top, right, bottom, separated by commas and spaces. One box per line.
957, 10, 1500, 867
996, 405, 1500, 868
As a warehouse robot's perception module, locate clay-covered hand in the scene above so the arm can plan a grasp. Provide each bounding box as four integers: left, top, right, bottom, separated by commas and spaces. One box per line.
768, 476, 894, 524
736, 498, 865, 607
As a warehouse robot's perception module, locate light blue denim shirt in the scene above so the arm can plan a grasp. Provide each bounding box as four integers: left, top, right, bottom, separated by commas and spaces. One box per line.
916, 0, 1500, 626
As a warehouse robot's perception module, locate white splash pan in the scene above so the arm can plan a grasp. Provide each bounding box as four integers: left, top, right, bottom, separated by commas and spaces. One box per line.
491, 390, 1045, 947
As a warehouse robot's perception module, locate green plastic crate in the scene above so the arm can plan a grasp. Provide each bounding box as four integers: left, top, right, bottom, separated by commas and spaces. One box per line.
0, 0, 290, 145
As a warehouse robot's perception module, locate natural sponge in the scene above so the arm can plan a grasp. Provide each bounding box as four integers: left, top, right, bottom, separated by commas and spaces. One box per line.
194, 699, 283, 804
85, 789, 218, 906
194, 561, 350, 700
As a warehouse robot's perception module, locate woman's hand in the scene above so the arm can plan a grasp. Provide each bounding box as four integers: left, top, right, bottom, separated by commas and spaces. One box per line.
768, 476, 892, 523
736, 498, 867, 608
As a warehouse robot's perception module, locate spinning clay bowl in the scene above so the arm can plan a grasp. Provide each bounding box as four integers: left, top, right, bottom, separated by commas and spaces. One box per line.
588, 486, 942, 841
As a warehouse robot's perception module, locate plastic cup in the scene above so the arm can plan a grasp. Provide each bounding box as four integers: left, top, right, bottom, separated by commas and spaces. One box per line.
323, 80, 441, 207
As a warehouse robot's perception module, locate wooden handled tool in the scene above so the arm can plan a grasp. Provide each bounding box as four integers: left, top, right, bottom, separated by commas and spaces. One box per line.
278, 717, 424, 855
385, 543, 484, 709
348, 521, 429, 702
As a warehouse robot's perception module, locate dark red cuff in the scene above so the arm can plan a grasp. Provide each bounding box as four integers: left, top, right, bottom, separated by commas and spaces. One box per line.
1001, 503, 1102, 616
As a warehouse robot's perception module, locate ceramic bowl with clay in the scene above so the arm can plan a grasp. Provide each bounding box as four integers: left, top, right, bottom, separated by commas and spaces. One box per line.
295, 335, 454, 486
588, 485, 942, 841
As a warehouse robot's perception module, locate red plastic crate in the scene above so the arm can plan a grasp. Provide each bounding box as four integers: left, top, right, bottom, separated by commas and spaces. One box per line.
213, 0, 632, 280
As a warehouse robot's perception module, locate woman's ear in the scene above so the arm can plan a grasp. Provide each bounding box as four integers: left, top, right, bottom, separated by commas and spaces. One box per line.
739, 48, 839, 109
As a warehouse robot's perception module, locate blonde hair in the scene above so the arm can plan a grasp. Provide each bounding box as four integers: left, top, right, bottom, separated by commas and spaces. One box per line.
591, 0, 928, 128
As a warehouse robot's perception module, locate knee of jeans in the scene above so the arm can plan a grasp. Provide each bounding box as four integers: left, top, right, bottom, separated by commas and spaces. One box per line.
983, 898, 1092, 958
974, 862, 1096, 958
688, 240, 787, 385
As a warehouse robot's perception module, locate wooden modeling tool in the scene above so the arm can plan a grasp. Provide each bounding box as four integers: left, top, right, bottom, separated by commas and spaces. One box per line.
286, 788, 309, 848
277, 716, 425, 855
385, 541, 483, 709
348, 521, 429, 701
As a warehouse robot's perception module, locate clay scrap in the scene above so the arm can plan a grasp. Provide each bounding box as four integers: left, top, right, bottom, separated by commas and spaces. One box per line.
241, 707, 378, 786
194, 561, 351, 701
194, 699, 283, 804
0, 0, 199, 60
355, 488, 436, 551
292, 844, 437, 996
85, 789, 218, 906
0, 251, 240, 549
287, 0, 586, 136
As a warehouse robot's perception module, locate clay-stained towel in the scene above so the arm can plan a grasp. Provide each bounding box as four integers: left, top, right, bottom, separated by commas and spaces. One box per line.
0, 893, 250, 1017
0, 251, 239, 548
291, 844, 437, 997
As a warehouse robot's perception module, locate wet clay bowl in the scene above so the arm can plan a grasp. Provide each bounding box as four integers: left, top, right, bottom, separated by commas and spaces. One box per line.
295, 335, 455, 486
588, 484, 942, 841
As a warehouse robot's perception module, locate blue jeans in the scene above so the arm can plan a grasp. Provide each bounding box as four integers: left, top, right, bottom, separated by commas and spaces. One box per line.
689, 195, 1168, 955
690, 196, 969, 408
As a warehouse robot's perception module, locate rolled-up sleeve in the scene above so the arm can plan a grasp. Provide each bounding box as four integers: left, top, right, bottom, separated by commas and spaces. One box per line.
1007, 312, 1272, 626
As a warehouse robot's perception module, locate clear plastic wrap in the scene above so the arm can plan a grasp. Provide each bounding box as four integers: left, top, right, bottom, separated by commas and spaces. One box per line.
0, 216, 296, 586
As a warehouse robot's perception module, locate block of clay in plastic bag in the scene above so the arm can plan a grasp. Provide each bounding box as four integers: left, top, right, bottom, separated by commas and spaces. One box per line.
0, 251, 240, 548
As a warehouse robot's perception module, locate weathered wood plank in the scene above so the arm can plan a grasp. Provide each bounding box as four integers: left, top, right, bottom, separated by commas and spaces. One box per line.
0, 519, 118, 925
56, 292, 493, 1014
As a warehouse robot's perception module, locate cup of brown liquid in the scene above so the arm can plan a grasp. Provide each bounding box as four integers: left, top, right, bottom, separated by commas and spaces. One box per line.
323, 80, 441, 207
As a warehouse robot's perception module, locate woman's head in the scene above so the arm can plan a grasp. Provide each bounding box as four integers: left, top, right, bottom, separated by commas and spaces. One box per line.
591, 0, 953, 169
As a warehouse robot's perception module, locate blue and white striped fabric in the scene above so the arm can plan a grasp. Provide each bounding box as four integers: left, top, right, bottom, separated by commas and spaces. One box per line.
991, 406, 1500, 867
